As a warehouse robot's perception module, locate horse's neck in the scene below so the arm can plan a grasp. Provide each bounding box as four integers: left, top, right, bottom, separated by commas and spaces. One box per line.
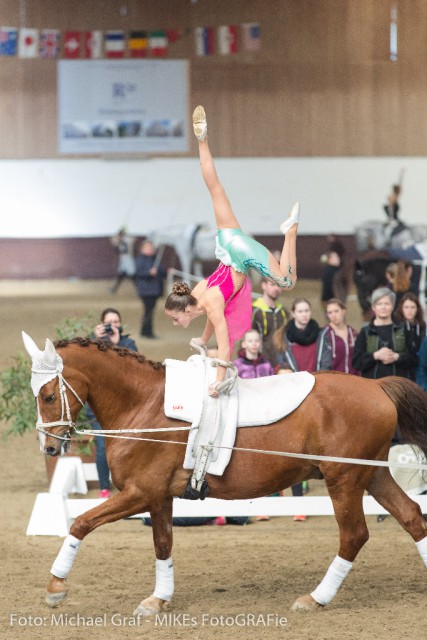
69, 349, 165, 427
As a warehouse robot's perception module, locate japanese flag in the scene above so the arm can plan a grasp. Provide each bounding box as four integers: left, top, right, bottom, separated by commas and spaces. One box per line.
19, 28, 39, 58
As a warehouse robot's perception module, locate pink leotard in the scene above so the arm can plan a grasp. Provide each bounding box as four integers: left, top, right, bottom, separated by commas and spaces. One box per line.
206, 263, 252, 353
206, 263, 235, 303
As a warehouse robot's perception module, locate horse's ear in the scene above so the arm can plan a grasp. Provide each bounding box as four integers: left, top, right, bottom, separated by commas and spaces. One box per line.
22, 331, 42, 359
43, 339, 58, 369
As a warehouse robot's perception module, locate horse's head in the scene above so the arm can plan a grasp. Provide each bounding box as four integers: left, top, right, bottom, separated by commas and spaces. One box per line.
22, 332, 87, 457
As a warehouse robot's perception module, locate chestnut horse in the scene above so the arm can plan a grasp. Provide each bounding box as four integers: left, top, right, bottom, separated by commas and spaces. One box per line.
23, 335, 427, 615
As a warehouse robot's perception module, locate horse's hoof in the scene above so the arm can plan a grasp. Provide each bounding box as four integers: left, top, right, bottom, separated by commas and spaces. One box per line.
292, 594, 323, 612
133, 595, 170, 617
45, 589, 68, 608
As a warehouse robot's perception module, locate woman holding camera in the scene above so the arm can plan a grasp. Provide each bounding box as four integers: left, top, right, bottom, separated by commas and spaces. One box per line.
89, 308, 137, 498
93, 307, 137, 351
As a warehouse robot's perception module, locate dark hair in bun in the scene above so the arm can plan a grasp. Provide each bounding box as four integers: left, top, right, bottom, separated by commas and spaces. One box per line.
165, 281, 197, 312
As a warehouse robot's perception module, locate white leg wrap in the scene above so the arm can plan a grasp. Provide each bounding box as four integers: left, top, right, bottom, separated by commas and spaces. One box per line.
153, 558, 174, 601
311, 555, 353, 606
50, 535, 82, 579
415, 536, 427, 568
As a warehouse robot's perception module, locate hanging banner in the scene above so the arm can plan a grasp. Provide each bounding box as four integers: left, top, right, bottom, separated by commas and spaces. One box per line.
58, 59, 189, 154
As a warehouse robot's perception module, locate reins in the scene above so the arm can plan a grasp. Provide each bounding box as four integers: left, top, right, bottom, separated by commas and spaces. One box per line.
71, 428, 427, 472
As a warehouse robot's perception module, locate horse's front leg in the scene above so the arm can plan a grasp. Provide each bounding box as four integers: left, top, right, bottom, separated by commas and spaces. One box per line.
133, 497, 174, 617
45, 488, 149, 608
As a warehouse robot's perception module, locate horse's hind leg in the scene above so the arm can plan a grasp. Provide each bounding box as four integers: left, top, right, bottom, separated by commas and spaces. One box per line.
293, 479, 369, 612
133, 498, 174, 617
368, 466, 427, 558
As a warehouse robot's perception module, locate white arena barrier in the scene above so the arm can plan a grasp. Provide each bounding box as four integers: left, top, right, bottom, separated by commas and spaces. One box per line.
26, 456, 427, 537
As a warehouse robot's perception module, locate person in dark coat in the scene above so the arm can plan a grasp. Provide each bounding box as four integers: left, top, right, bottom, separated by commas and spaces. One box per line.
135, 240, 166, 338
87, 307, 138, 498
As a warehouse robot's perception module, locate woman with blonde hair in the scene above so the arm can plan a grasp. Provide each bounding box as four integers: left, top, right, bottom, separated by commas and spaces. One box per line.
385, 260, 417, 310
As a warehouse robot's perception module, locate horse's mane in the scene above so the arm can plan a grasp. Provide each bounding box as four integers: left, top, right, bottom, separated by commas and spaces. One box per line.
54, 337, 164, 371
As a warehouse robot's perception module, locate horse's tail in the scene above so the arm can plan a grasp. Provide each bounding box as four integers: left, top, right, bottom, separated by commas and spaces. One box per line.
377, 376, 427, 456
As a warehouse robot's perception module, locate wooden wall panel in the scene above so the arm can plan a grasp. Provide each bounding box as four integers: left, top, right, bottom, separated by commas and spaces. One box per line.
1, 0, 427, 158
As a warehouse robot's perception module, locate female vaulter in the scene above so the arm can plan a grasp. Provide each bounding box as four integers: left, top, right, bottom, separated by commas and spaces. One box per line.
165, 106, 299, 397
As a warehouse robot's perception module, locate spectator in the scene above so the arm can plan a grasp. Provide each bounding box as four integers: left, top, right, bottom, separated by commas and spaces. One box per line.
233, 329, 274, 379
87, 308, 138, 498
317, 299, 359, 374
252, 278, 287, 366
352, 287, 418, 445
394, 292, 426, 374
273, 298, 320, 374
110, 227, 136, 294
135, 240, 166, 339
272, 297, 321, 520
416, 336, 427, 391
385, 260, 417, 312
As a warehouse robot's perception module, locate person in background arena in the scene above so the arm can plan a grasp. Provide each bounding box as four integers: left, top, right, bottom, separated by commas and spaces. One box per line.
252, 278, 288, 366
317, 298, 359, 374
86, 308, 137, 498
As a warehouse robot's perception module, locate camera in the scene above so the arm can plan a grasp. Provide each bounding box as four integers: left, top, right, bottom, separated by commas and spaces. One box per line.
104, 323, 114, 335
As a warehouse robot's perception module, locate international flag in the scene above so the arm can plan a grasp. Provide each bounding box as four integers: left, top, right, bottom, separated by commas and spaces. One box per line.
241, 22, 261, 52
217, 25, 238, 55
84, 30, 102, 58
40, 29, 60, 58
194, 26, 215, 56
128, 31, 148, 58
63, 31, 81, 59
149, 30, 168, 57
0, 26, 18, 56
105, 31, 125, 58
18, 28, 39, 58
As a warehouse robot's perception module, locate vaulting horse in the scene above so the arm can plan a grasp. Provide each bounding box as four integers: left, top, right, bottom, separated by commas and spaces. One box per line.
23, 334, 427, 615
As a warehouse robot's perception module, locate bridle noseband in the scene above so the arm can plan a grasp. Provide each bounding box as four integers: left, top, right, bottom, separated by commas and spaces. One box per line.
32, 366, 85, 442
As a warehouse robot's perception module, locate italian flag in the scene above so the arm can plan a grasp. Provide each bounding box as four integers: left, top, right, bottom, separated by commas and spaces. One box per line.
149, 30, 168, 57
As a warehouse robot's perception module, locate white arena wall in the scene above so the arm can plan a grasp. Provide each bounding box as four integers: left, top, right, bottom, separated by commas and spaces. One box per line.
1, 157, 426, 239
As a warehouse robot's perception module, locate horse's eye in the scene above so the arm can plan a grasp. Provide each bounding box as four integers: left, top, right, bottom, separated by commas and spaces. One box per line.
44, 394, 56, 403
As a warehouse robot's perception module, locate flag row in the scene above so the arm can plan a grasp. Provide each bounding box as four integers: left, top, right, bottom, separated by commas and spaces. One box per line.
0, 23, 260, 59
0, 27, 176, 59
195, 23, 261, 56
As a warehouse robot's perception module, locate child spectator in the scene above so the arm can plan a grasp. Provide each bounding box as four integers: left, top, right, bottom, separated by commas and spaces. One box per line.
233, 329, 274, 379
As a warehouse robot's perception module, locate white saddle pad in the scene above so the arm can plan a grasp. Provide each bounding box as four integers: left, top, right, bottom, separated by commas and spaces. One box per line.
164, 356, 315, 427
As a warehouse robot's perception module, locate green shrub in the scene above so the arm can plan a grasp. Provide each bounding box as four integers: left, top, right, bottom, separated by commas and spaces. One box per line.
0, 314, 95, 440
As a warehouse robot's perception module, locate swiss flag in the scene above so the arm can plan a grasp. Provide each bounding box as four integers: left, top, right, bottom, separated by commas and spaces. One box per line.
64, 31, 81, 59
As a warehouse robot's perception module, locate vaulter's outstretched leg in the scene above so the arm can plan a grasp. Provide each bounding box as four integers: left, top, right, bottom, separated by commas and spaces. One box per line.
193, 106, 240, 230
193, 105, 298, 289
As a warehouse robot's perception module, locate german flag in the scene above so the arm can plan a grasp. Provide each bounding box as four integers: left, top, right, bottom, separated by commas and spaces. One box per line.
128, 31, 148, 58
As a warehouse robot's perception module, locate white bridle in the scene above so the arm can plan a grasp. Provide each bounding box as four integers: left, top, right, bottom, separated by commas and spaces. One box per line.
32, 366, 85, 440
22, 331, 85, 443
